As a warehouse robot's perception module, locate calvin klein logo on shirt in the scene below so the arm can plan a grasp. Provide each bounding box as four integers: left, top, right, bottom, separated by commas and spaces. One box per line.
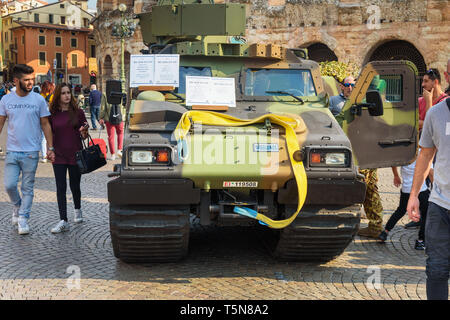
6, 104, 38, 110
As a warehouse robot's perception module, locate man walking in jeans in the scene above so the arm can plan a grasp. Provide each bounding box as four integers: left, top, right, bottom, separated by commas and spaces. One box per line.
0, 64, 55, 235
88, 84, 102, 130
407, 97, 450, 300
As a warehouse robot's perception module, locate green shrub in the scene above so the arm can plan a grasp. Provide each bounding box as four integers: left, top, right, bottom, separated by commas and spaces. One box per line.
319, 61, 360, 83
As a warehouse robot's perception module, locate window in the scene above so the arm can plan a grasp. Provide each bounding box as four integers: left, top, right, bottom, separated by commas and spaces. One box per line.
71, 54, 77, 68
49, 14, 53, 24
56, 31, 60, 35
34, 13, 39, 23
176, 67, 212, 94
60, 4, 65, 8
39, 35, 45, 45
244, 68, 317, 97
60, 16, 66, 24
55, 52, 62, 69
55, 36, 62, 46
21, 35, 24, 45
83, 18, 89, 28
39, 52, 46, 66
71, 38, 77, 48
368, 74, 403, 103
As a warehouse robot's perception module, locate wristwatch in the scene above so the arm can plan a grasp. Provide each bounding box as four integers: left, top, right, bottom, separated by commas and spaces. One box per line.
48, 147, 55, 151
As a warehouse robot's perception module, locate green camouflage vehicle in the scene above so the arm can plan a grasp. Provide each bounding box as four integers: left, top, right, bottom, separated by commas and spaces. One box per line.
107, 0, 419, 263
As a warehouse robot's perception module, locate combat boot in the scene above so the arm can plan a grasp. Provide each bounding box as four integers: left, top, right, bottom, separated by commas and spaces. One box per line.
357, 226, 382, 238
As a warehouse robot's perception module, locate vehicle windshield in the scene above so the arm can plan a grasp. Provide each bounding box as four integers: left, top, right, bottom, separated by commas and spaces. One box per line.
176, 66, 212, 94
244, 68, 316, 97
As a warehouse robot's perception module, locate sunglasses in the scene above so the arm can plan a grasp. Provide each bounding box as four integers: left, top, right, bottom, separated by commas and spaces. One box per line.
343, 83, 355, 87
426, 69, 438, 78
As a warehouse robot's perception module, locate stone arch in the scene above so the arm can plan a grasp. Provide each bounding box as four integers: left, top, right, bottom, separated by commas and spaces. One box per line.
364, 40, 427, 75
303, 42, 338, 63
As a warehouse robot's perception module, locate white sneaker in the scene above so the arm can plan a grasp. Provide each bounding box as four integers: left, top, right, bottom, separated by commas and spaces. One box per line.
18, 217, 30, 235
117, 150, 123, 158
51, 220, 70, 234
74, 209, 83, 223
39, 158, 48, 163
107, 154, 116, 161
12, 206, 19, 226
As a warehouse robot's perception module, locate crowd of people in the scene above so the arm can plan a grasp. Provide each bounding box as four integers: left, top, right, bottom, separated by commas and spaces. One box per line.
329, 60, 450, 300
0, 64, 125, 236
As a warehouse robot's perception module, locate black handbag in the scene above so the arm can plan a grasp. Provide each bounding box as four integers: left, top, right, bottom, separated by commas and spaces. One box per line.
75, 134, 107, 174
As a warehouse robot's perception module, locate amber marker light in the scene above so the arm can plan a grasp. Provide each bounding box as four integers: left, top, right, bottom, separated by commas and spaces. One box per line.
156, 150, 169, 163
310, 153, 321, 164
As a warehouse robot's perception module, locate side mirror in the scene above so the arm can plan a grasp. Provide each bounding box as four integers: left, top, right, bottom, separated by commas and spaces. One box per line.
366, 90, 383, 116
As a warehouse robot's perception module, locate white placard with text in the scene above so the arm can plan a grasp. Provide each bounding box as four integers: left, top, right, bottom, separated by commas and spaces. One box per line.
130, 54, 179, 87
186, 76, 236, 107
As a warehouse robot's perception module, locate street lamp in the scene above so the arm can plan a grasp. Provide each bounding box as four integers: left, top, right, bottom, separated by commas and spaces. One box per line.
111, 3, 136, 93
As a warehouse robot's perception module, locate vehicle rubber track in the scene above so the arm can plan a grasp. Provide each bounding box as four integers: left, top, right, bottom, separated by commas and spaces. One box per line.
109, 205, 190, 263
271, 205, 361, 262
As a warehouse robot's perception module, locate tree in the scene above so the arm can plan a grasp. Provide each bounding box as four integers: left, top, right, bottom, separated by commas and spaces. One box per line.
319, 61, 360, 83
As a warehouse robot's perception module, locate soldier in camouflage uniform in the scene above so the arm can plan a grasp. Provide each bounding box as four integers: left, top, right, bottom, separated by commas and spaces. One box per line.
358, 168, 384, 237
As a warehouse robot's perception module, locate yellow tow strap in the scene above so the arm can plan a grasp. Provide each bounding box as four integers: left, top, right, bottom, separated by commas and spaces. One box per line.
174, 110, 308, 229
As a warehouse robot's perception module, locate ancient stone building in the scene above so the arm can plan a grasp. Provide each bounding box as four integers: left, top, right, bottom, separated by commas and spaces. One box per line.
93, 0, 450, 91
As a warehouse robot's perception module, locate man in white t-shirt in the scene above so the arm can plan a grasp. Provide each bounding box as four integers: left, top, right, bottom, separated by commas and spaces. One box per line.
0, 64, 55, 235
378, 153, 432, 250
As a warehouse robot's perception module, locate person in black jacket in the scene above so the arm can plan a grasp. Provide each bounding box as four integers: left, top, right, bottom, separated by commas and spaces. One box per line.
88, 84, 102, 130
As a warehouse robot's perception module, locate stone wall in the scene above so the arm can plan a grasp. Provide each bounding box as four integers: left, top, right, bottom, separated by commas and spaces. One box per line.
93, 0, 450, 89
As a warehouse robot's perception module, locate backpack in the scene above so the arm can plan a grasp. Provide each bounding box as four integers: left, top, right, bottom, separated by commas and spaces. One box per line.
109, 103, 122, 125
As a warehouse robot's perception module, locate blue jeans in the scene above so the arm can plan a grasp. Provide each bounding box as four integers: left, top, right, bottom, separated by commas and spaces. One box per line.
425, 202, 450, 300
3, 151, 39, 219
90, 105, 100, 129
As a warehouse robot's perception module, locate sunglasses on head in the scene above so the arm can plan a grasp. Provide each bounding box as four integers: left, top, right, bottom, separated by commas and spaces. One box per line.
343, 83, 355, 87
426, 69, 438, 77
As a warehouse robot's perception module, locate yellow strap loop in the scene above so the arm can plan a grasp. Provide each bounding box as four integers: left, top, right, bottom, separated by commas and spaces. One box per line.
174, 110, 308, 229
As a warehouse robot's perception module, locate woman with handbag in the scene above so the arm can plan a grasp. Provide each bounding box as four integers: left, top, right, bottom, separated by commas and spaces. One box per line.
48, 83, 89, 233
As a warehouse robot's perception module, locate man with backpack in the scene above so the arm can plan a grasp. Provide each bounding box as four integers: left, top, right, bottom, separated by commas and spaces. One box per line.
98, 92, 125, 161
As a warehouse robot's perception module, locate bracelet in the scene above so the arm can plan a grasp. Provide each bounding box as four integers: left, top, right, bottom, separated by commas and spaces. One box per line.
48, 147, 55, 151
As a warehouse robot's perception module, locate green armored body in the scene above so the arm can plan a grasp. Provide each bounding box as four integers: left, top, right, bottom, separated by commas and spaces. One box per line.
107, 0, 420, 262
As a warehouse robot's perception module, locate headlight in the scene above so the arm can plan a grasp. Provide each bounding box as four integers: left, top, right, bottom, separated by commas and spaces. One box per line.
130, 150, 153, 164
128, 147, 172, 166
325, 153, 346, 165
309, 149, 350, 167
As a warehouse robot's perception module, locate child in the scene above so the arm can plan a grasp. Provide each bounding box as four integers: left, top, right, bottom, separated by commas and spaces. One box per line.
378, 151, 432, 250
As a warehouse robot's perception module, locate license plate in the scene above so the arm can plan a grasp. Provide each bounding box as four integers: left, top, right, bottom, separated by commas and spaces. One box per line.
223, 181, 258, 188
253, 143, 279, 152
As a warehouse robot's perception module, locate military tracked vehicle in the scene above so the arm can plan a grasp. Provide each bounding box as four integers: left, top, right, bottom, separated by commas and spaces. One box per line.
107, 0, 419, 263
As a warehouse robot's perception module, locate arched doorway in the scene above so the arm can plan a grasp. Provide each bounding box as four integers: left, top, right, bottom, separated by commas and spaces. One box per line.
305, 43, 338, 63
365, 40, 427, 75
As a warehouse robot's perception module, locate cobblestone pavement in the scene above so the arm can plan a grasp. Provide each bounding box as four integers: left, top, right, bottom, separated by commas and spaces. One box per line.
0, 129, 446, 300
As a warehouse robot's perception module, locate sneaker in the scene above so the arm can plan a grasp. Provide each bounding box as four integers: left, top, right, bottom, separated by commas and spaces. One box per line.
404, 221, 421, 229
39, 158, 47, 163
74, 209, 83, 223
117, 150, 123, 158
414, 240, 425, 250
378, 230, 388, 242
12, 206, 19, 226
51, 220, 70, 234
107, 154, 116, 161
18, 217, 30, 235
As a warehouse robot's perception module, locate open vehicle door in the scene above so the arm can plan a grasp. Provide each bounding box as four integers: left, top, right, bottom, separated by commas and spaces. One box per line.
340, 60, 419, 169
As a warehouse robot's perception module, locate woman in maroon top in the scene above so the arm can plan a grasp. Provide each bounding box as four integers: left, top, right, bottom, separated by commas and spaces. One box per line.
49, 84, 89, 233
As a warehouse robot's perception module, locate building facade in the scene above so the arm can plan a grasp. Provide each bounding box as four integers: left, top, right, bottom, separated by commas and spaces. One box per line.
93, 0, 450, 91
2, 0, 96, 87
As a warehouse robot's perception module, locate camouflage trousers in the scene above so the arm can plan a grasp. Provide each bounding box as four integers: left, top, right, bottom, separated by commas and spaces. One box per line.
360, 168, 383, 231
